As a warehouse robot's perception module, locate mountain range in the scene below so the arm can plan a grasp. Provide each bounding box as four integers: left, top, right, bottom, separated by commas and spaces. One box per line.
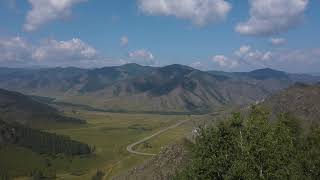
0, 64, 319, 113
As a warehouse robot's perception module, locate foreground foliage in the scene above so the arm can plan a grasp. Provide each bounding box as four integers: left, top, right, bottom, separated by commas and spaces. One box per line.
176, 107, 320, 179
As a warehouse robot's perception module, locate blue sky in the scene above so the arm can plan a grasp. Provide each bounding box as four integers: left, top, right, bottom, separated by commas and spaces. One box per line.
0, 0, 319, 73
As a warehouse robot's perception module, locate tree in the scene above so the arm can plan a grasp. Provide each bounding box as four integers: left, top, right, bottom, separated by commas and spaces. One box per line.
175, 107, 320, 180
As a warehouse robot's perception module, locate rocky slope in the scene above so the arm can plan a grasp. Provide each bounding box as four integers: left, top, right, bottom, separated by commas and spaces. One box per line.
113, 142, 189, 180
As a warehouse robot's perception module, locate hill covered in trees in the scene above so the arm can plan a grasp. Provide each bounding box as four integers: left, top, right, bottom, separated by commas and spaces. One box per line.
175, 107, 320, 179
0, 120, 92, 156
261, 83, 320, 126
0, 88, 91, 179
0, 88, 85, 128
0, 119, 93, 179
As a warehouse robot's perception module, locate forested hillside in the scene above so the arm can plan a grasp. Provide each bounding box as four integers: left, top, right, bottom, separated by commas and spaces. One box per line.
0, 88, 85, 127
176, 107, 320, 179
0, 120, 92, 155
0, 119, 93, 179
261, 83, 320, 126
0, 88, 91, 179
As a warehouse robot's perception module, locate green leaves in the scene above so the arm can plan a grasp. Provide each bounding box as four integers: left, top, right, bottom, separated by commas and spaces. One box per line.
176, 107, 320, 179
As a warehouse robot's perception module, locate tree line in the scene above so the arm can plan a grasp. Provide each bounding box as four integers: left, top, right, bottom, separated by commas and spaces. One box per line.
175, 107, 320, 179
0, 120, 93, 156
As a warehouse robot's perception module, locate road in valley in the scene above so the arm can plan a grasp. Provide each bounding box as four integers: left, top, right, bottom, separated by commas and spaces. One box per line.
126, 118, 190, 156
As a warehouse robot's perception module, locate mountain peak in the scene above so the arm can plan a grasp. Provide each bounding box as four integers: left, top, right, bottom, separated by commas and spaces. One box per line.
162, 64, 194, 69
248, 68, 288, 80
250, 68, 283, 73
120, 63, 144, 68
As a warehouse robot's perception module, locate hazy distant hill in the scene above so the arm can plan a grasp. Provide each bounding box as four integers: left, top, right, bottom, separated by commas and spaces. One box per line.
261, 83, 320, 125
0, 64, 319, 113
0, 88, 85, 127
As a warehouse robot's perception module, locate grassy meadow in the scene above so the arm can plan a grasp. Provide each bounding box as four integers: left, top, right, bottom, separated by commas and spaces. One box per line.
0, 107, 214, 180
52, 110, 191, 179
0, 100, 227, 180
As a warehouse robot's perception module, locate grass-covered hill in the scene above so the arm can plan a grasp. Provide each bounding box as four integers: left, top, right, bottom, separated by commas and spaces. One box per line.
0, 119, 92, 179
0, 88, 85, 128
261, 83, 320, 126
0, 120, 92, 156
0, 89, 91, 179
0, 64, 319, 113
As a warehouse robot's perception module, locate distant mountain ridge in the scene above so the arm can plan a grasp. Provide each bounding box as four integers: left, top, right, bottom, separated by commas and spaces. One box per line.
237, 68, 290, 80
0, 64, 319, 113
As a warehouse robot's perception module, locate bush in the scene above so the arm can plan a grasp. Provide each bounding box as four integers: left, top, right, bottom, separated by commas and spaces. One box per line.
91, 170, 105, 180
176, 107, 320, 179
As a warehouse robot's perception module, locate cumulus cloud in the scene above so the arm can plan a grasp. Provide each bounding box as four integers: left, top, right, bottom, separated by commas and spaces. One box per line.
211, 45, 320, 72
235, 46, 272, 61
128, 49, 154, 60
270, 38, 287, 46
256, 48, 320, 72
0, 36, 109, 67
0, 37, 34, 66
24, 0, 86, 31
212, 55, 239, 69
32, 38, 97, 62
235, 45, 251, 57
236, 0, 309, 36
128, 49, 156, 65
138, 0, 232, 26
120, 36, 129, 46
234, 45, 273, 68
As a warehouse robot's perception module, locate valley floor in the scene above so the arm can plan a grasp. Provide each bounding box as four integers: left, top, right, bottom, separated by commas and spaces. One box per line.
41, 109, 213, 179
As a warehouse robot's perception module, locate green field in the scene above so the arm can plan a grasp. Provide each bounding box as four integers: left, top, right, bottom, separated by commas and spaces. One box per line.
1, 108, 213, 180
52, 110, 192, 179
0, 104, 226, 180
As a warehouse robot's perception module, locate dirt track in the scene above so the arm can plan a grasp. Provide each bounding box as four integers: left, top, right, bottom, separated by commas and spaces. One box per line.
126, 119, 190, 156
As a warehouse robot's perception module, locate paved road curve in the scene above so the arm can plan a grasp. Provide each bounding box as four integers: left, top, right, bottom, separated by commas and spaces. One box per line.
126, 119, 190, 156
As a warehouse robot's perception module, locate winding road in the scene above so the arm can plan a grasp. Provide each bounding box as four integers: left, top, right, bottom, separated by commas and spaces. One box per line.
126, 118, 190, 156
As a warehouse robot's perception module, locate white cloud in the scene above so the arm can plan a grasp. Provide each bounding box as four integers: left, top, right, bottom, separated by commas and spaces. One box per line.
212, 55, 239, 69
32, 38, 97, 62
0, 36, 111, 67
235, 45, 251, 57
258, 48, 320, 72
0, 37, 34, 66
236, 0, 309, 36
128, 49, 154, 60
270, 38, 287, 46
234, 46, 273, 68
138, 0, 232, 26
211, 45, 320, 72
128, 49, 156, 65
120, 36, 129, 46
24, 0, 86, 31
